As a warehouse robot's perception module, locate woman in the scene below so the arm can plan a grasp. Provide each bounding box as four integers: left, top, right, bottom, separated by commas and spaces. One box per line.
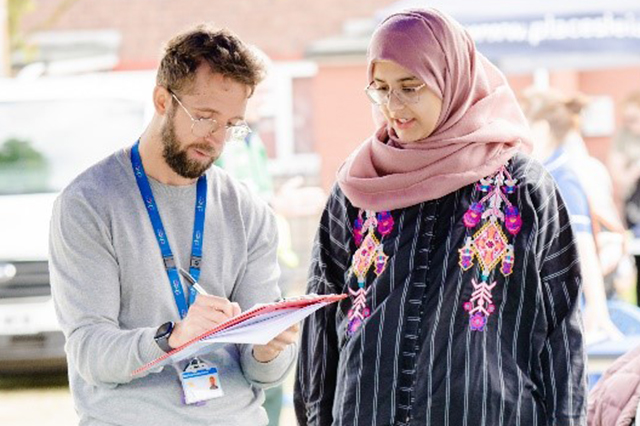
294, 8, 586, 426
521, 89, 627, 345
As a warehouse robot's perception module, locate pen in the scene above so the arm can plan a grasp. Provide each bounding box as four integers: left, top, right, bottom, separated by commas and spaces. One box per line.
178, 267, 210, 296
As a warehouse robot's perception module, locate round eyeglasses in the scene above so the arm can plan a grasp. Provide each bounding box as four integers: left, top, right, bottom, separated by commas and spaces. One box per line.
170, 91, 251, 141
364, 82, 427, 106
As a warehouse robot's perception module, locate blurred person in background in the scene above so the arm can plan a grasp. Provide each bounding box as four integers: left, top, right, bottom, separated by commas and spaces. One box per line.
561, 95, 636, 299
521, 88, 629, 344
215, 110, 274, 202
611, 91, 640, 213
49, 24, 298, 426
295, 8, 586, 425
611, 91, 640, 306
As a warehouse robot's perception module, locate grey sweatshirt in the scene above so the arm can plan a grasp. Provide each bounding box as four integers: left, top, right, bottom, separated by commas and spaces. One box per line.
49, 147, 296, 426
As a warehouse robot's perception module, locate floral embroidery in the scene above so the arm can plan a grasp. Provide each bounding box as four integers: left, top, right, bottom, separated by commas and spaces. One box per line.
459, 165, 521, 331
347, 210, 393, 335
347, 285, 370, 335
472, 221, 509, 271
463, 278, 497, 332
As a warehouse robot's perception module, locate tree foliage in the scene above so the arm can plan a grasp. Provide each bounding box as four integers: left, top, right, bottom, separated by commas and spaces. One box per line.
0, 137, 47, 167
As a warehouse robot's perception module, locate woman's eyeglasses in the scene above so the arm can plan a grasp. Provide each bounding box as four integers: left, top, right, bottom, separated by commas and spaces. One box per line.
364, 82, 427, 106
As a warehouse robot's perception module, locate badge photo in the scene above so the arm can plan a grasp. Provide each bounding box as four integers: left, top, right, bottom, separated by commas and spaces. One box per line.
180, 358, 224, 405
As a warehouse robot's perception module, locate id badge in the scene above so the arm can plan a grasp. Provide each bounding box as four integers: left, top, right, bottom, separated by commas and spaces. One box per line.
178, 358, 224, 405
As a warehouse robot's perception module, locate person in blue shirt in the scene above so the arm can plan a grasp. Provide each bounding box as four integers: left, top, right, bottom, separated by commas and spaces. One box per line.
522, 88, 623, 344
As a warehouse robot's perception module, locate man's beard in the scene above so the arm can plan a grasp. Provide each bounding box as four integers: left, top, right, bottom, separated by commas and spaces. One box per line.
161, 113, 217, 179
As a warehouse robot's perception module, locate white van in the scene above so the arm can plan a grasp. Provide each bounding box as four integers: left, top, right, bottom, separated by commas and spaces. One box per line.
0, 71, 154, 372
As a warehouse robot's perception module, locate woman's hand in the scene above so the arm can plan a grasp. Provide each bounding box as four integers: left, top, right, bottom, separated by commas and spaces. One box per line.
252, 323, 300, 362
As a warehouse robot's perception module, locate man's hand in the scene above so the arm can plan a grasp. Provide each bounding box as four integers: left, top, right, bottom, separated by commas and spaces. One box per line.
252, 323, 300, 363
168, 295, 241, 349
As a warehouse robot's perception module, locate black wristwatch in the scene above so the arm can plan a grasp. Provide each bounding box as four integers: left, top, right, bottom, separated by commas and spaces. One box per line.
154, 321, 175, 353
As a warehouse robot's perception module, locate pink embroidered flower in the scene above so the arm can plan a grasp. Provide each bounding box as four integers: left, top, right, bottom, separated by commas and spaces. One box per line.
504, 206, 522, 235
347, 318, 362, 335
463, 301, 473, 312
469, 313, 487, 331
353, 216, 364, 246
501, 256, 514, 276
463, 202, 484, 228
376, 211, 394, 236
487, 304, 496, 314
362, 307, 371, 318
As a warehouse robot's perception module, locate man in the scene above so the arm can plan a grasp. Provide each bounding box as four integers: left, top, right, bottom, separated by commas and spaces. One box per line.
49, 25, 298, 425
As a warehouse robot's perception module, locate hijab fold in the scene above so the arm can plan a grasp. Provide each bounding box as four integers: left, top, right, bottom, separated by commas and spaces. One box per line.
337, 8, 532, 211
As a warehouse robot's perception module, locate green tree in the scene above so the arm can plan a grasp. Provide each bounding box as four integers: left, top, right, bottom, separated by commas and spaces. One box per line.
0, 137, 50, 193
0, 137, 46, 167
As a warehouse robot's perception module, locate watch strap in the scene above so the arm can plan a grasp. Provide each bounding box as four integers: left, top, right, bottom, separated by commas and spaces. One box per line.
154, 321, 175, 353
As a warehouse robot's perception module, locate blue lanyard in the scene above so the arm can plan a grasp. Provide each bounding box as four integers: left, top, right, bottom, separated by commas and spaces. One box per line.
130, 141, 207, 319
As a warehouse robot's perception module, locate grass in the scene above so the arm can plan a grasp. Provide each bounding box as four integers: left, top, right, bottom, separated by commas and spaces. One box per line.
0, 371, 68, 390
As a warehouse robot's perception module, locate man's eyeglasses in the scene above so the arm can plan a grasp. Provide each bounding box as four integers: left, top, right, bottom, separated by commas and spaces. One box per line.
169, 91, 251, 141
364, 82, 427, 106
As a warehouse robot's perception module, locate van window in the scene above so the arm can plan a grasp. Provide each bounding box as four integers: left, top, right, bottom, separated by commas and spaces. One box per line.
0, 99, 146, 195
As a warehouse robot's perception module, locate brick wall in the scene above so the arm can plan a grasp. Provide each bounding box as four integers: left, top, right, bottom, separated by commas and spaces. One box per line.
20, 0, 395, 67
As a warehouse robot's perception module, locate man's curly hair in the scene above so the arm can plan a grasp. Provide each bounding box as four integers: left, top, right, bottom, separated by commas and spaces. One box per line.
157, 24, 265, 95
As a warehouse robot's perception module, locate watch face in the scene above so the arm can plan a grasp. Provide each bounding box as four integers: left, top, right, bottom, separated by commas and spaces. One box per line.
155, 321, 174, 339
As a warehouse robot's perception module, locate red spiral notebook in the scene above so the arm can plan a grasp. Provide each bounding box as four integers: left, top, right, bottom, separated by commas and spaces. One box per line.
131, 293, 346, 376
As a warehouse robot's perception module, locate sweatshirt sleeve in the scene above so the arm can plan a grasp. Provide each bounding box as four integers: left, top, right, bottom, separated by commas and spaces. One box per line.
230, 192, 297, 388
49, 191, 165, 387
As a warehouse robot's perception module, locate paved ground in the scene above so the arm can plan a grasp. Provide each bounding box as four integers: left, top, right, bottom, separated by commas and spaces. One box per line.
0, 372, 297, 426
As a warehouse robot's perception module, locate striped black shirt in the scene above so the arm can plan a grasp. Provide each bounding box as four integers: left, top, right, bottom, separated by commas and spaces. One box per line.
294, 153, 587, 426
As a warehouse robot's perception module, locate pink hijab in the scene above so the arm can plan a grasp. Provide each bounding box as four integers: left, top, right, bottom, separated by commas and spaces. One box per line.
337, 8, 532, 211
